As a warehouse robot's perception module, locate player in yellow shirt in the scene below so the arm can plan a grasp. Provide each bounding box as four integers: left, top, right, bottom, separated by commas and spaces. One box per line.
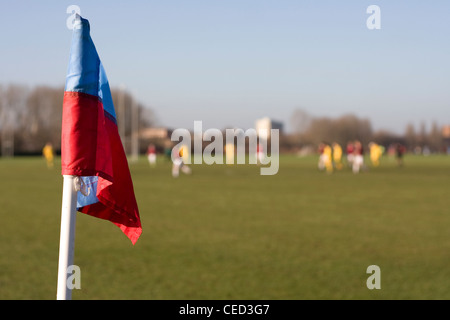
323, 144, 333, 173
225, 143, 235, 165
318, 142, 333, 173
369, 142, 383, 167
172, 145, 192, 177
332, 142, 343, 170
42, 142, 54, 169
180, 144, 190, 163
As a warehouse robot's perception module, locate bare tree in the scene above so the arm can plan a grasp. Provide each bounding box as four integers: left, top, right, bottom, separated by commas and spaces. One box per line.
290, 109, 311, 134
110, 88, 157, 154
17, 86, 63, 152
1, 85, 29, 156
429, 121, 443, 153
418, 121, 427, 147
404, 123, 417, 150
300, 113, 373, 147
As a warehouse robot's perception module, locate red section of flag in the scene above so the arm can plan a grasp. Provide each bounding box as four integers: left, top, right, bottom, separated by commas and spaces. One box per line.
61, 91, 142, 244
61, 92, 113, 181
80, 117, 142, 245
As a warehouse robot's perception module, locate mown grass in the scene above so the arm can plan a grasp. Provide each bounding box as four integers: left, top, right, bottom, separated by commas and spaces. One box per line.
0, 154, 449, 299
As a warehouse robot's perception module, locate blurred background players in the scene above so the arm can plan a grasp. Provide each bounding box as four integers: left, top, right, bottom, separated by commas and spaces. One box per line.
369, 142, 383, 167
352, 140, 364, 174
256, 142, 265, 164
318, 142, 333, 173
332, 142, 343, 170
346, 141, 354, 168
42, 142, 54, 169
225, 143, 235, 165
171, 145, 191, 178
146, 143, 157, 167
396, 143, 406, 167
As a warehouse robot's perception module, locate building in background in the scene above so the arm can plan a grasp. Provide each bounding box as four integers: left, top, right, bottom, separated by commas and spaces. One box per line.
443, 125, 450, 153
140, 127, 172, 140
255, 117, 283, 140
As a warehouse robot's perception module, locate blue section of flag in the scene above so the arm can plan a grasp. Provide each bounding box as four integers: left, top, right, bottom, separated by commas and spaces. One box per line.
65, 16, 117, 123
76, 176, 99, 210
65, 16, 100, 97
98, 63, 117, 120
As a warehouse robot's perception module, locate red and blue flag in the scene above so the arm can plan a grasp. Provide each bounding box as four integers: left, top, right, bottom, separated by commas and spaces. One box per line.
61, 16, 142, 244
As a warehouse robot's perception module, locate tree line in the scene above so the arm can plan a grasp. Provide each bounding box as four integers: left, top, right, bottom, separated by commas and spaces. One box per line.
0, 84, 156, 155
284, 109, 448, 154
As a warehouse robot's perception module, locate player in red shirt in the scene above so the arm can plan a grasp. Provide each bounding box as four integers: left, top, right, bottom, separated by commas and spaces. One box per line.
352, 140, 364, 174
147, 144, 157, 167
257, 143, 265, 164
396, 143, 406, 167
346, 141, 354, 167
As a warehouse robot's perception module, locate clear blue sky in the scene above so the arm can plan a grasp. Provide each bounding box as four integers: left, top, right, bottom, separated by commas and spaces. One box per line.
1, 1, 449, 134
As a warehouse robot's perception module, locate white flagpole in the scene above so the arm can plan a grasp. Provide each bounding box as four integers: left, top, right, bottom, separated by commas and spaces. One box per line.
56, 175, 78, 300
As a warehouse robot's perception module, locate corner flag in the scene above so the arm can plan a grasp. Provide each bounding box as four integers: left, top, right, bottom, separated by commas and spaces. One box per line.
61, 15, 142, 244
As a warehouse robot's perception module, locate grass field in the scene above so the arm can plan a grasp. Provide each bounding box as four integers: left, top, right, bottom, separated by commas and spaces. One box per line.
1, 154, 450, 300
